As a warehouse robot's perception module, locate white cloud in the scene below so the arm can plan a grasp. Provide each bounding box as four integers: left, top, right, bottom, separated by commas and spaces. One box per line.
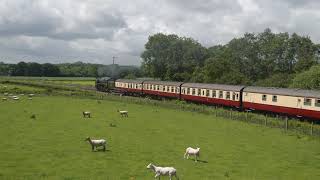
0, 0, 320, 65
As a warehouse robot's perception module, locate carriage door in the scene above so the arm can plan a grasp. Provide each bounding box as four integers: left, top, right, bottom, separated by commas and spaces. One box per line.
297, 98, 303, 117
232, 92, 236, 101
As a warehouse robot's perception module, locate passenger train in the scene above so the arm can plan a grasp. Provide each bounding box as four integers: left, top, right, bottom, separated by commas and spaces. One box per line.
96, 78, 320, 120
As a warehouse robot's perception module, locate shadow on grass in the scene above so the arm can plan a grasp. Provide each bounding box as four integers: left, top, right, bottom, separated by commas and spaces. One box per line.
92, 149, 111, 152
197, 160, 208, 163
186, 159, 208, 163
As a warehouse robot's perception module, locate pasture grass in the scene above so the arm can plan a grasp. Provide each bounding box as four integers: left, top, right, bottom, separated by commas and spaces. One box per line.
0, 96, 320, 179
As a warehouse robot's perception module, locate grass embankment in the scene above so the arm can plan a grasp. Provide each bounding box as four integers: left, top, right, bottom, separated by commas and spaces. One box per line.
0, 95, 320, 179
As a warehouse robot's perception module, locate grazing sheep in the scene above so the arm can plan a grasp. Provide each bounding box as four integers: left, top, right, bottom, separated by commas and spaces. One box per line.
85, 137, 106, 151
28, 94, 35, 97
117, 110, 128, 117
184, 147, 200, 162
12, 96, 19, 100
2, 98, 7, 101
82, 111, 91, 118
147, 163, 178, 180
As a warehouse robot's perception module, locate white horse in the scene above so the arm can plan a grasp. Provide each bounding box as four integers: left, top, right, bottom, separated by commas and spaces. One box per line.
147, 163, 178, 180
184, 147, 200, 162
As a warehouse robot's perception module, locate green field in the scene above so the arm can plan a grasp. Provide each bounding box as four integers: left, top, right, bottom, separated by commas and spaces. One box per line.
0, 76, 96, 87
1, 94, 320, 179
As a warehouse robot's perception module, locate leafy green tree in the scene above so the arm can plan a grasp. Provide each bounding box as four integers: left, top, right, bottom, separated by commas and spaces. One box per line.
42, 63, 60, 77
141, 33, 207, 81
27, 62, 42, 76
290, 65, 320, 90
255, 73, 294, 88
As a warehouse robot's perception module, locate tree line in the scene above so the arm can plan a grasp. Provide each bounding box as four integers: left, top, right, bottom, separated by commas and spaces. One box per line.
0, 61, 141, 79
141, 29, 320, 90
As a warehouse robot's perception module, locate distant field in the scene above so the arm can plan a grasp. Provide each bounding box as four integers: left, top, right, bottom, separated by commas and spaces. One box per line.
0, 76, 96, 87
1, 94, 320, 179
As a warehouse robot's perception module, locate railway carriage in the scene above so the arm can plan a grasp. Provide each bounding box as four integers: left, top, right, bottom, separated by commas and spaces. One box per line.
143, 81, 183, 98
181, 83, 245, 108
110, 78, 320, 120
243, 87, 320, 119
115, 79, 144, 95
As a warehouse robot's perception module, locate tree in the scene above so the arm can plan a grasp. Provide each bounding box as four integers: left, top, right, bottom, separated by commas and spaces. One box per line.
27, 62, 42, 76
12, 61, 28, 76
290, 65, 320, 90
141, 33, 208, 81
42, 63, 60, 77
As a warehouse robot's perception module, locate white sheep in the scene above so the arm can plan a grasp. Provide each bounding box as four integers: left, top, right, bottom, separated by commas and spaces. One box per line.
147, 163, 178, 180
117, 110, 128, 117
2, 98, 7, 101
184, 147, 200, 162
82, 111, 91, 118
28, 94, 35, 97
85, 137, 106, 151
12, 96, 19, 100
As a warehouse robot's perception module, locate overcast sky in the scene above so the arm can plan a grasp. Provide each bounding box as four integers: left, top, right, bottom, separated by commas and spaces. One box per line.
0, 0, 320, 65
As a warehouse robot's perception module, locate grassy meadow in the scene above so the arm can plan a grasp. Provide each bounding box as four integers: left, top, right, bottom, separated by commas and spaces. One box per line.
1, 93, 320, 179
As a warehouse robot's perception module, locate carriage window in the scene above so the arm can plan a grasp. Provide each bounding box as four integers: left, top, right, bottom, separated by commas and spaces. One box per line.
206, 89, 210, 97
186, 88, 190, 95
272, 95, 277, 102
226, 92, 230, 99
192, 88, 196, 95
171, 87, 174, 93
198, 89, 201, 96
219, 91, 223, 98
135, 84, 138, 89
304, 98, 312, 106
156, 85, 159, 91
262, 95, 267, 101
212, 90, 216, 97
202, 90, 205, 96
232, 93, 236, 100
316, 99, 320, 107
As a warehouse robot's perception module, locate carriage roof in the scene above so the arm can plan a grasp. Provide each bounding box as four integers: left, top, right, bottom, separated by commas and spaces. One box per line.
244, 86, 320, 98
182, 83, 245, 91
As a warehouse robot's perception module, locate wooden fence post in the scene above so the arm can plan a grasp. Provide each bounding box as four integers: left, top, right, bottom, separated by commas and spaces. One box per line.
311, 121, 314, 136
245, 111, 248, 121
265, 115, 267, 126
285, 117, 288, 131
